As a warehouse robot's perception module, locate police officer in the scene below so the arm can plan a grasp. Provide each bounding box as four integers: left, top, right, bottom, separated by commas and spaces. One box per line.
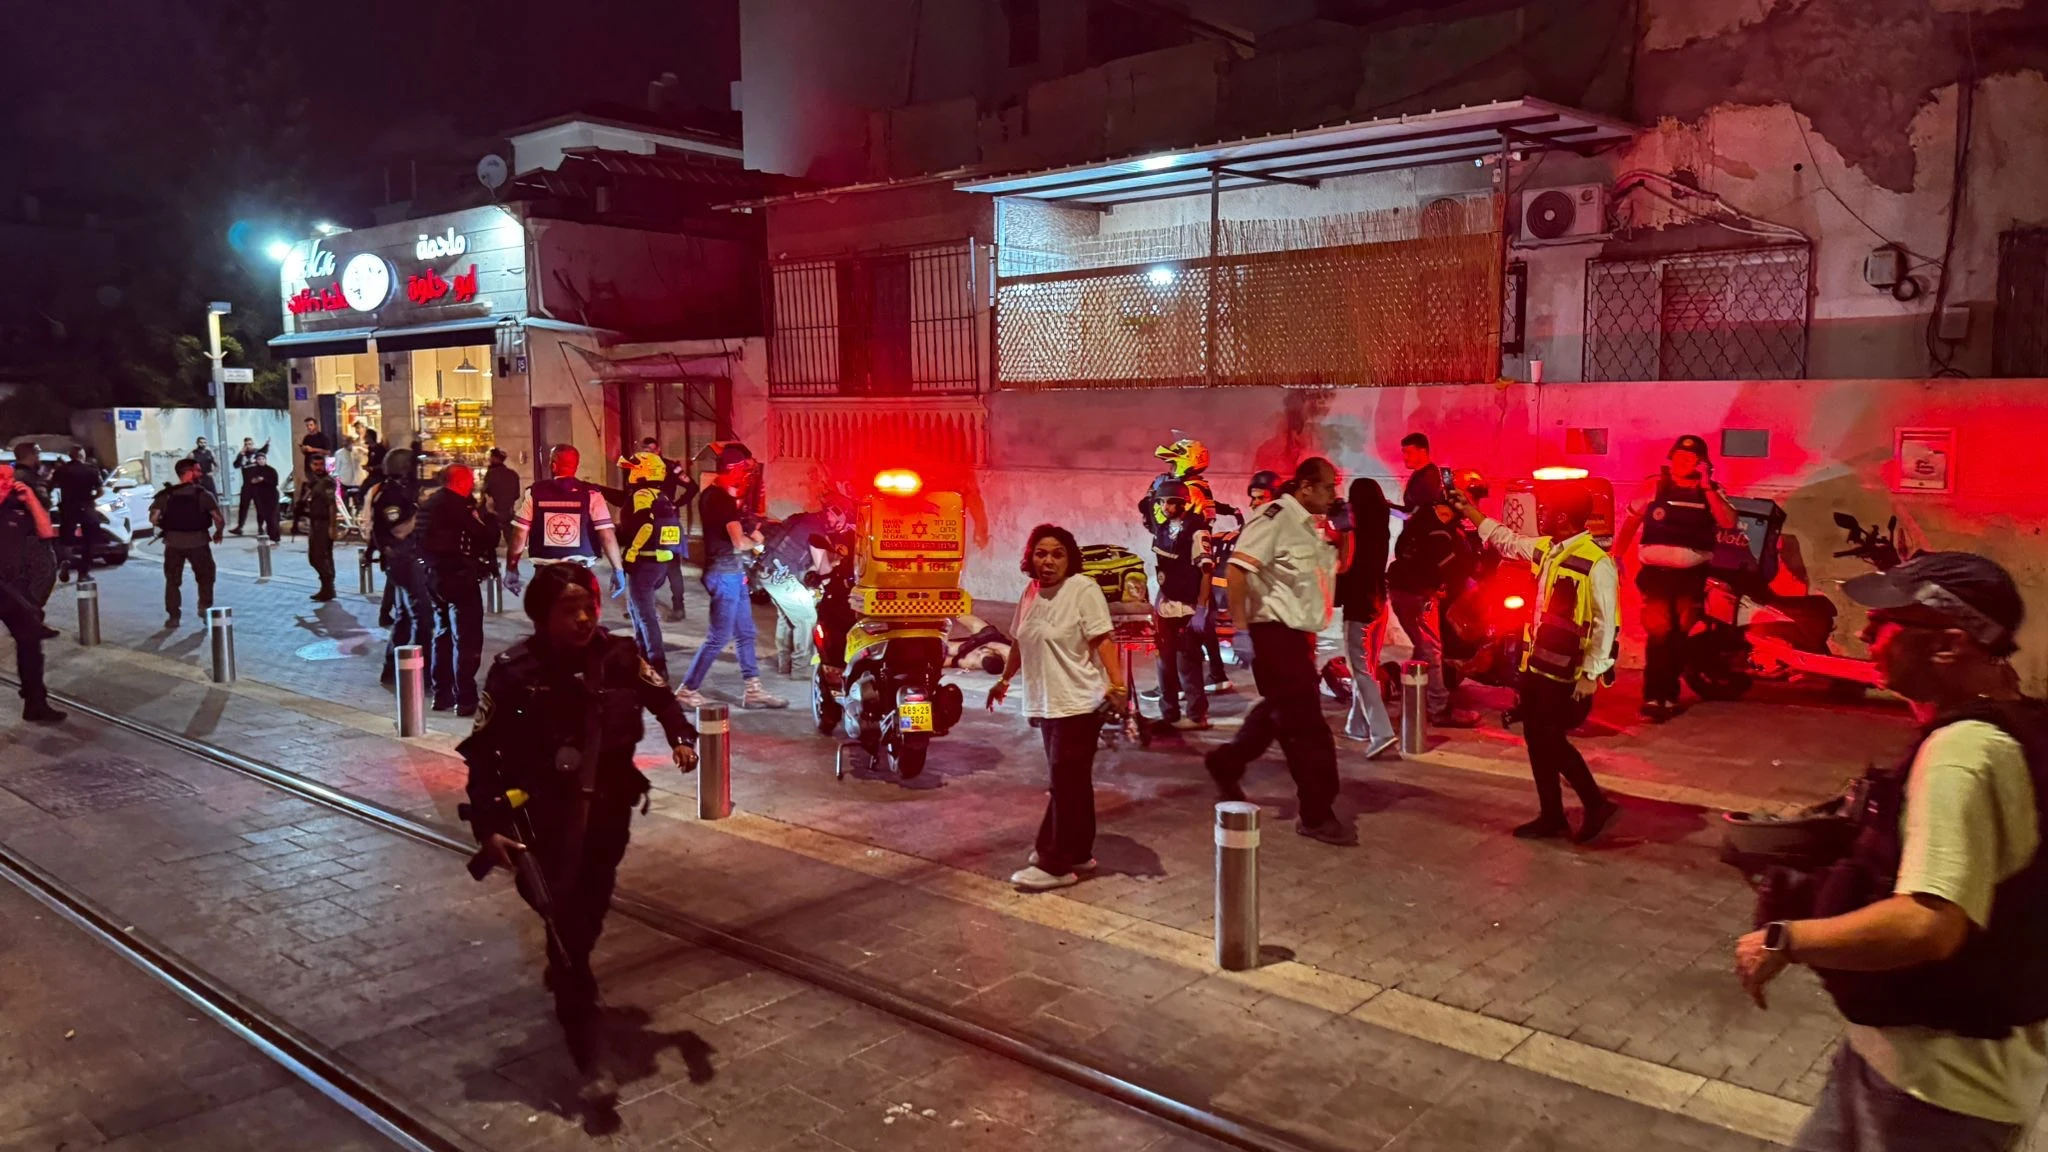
50, 448, 102, 580
148, 457, 225, 630
303, 454, 340, 601
1204, 457, 1352, 846
0, 464, 63, 723
504, 445, 626, 600
615, 450, 689, 683
1613, 434, 1738, 721
1448, 481, 1622, 843
458, 563, 697, 1105
418, 464, 499, 715
364, 450, 431, 688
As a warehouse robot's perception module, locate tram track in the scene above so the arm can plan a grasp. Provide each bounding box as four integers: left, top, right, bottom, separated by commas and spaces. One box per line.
5, 678, 1323, 1152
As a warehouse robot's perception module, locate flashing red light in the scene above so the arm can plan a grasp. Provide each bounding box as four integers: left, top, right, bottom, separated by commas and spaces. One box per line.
1503, 595, 1526, 611
1532, 466, 1590, 481
874, 468, 922, 496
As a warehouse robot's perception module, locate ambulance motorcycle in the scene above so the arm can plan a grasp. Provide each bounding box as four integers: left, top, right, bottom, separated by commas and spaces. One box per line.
813, 469, 968, 781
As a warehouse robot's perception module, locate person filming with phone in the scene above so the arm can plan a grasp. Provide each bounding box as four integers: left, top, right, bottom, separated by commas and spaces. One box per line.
1612, 434, 1738, 722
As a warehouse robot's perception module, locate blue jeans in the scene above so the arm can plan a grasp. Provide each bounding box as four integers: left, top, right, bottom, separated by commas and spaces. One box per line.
1795, 1046, 2026, 1152
625, 562, 671, 682
682, 568, 759, 689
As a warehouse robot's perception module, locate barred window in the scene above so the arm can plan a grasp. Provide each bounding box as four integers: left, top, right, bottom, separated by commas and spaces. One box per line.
1584, 246, 1811, 381
767, 243, 980, 397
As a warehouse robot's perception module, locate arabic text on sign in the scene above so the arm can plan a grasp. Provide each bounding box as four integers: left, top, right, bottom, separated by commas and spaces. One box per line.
288, 283, 349, 314
415, 227, 468, 260
406, 264, 478, 306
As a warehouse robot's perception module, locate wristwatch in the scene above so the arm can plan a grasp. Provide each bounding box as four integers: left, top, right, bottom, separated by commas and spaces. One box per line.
1763, 920, 1794, 957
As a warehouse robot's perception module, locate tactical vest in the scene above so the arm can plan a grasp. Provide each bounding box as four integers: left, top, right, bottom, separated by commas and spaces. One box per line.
370, 480, 417, 548
623, 485, 682, 565
1521, 533, 1611, 683
156, 484, 214, 533
527, 477, 598, 561
1810, 699, 2048, 1038
1640, 468, 1719, 553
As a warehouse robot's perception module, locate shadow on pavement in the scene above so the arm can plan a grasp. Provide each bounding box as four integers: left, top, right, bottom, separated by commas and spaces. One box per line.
1092, 832, 1166, 879
469, 1006, 715, 1136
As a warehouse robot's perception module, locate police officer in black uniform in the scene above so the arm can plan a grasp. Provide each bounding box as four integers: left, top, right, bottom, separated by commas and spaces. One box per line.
149, 458, 225, 629
0, 462, 63, 722
365, 450, 431, 687
419, 464, 499, 715
1613, 434, 1739, 721
458, 563, 698, 1106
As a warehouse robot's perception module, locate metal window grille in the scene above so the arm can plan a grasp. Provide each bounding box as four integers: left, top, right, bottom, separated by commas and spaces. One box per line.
1584, 246, 1811, 381
767, 243, 980, 397
1994, 228, 2048, 377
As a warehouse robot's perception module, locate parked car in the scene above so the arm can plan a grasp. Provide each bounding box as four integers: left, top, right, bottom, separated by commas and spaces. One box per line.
102, 455, 160, 540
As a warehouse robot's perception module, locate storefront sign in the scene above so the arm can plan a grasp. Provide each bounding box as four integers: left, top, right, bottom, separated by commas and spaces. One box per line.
406, 264, 478, 306
288, 283, 349, 314
415, 227, 469, 260
340, 252, 395, 312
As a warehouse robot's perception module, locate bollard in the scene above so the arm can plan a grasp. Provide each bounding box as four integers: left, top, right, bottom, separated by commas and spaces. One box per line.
1214, 801, 1261, 971
394, 645, 427, 737
1400, 659, 1430, 757
358, 549, 376, 595
256, 537, 273, 579
483, 574, 504, 614
696, 703, 732, 820
76, 578, 100, 646
207, 607, 236, 683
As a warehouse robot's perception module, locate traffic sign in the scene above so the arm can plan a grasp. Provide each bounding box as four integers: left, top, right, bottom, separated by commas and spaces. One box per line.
223, 367, 255, 384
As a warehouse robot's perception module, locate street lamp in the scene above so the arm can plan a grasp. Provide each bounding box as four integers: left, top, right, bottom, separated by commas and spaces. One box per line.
206, 301, 235, 502
264, 239, 292, 262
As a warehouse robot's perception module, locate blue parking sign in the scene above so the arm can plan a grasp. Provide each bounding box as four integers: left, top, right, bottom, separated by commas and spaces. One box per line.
117, 408, 142, 431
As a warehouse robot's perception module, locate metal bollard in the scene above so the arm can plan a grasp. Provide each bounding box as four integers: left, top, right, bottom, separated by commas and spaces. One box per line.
394, 645, 427, 737
358, 549, 376, 595
483, 574, 504, 614
696, 703, 732, 820
76, 578, 100, 646
1215, 801, 1261, 971
256, 537, 273, 579
1400, 659, 1430, 757
207, 607, 236, 683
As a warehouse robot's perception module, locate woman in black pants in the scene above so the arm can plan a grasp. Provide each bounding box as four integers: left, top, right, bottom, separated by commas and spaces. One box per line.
988, 524, 1126, 892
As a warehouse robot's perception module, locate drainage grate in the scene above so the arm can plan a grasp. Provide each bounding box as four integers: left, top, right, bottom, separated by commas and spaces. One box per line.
2, 756, 200, 818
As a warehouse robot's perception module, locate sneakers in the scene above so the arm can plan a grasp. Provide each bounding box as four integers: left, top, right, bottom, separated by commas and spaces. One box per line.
674, 685, 706, 710
1208, 680, 1236, 694
1138, 688, 1163, 704
1297, 817, 1358, 846
742, 678, 789, 710
1028, 851, 1098, 874
1365, 735, 1400, 761
1009, 865, 1079, 892
1170, 716, 1211, 731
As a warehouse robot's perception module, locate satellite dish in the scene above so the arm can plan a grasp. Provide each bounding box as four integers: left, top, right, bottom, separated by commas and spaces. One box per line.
476, 154, 509, 191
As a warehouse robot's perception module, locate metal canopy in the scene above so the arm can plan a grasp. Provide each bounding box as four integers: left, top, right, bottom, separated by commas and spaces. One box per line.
956, 98, 1635, 208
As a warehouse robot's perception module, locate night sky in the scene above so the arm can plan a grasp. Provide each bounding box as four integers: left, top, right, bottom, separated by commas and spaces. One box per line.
2, 0, 739, 217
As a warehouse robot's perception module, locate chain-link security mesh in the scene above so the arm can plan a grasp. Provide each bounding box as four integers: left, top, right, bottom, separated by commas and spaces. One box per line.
1584, 246, 1811, 382
996, 200, 1503, 388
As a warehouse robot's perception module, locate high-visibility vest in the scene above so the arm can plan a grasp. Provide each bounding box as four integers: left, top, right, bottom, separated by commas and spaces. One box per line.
1521, 532, 1611, 683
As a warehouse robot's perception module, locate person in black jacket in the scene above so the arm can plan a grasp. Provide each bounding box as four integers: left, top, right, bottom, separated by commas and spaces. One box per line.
50, 449, 102, 579
229, 437, 272, 535
1387, 432, 1475, 728
0, 463, 63, 722
148, 458, 225, 629
1148, 481, 1213, 730
459, 563, 697, 1107
1337, 478, 1397, 757
419, 464, 499, 716
237, 451, 281, 543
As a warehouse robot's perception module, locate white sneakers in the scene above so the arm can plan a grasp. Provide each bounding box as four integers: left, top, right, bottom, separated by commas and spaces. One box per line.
742, 678, 789, 710
674, 685, 705, 709
1009, 866, 1079, 892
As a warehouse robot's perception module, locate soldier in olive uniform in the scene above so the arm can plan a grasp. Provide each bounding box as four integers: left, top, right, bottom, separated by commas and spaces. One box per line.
458, 563, 698, 1104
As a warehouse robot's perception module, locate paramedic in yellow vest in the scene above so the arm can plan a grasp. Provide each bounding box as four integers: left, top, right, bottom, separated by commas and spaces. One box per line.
617, 450, 687, 684
1447, 481, 1622, 844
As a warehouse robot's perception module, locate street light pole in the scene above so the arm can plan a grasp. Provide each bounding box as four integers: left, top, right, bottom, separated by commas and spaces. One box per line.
207, 301, 234, 503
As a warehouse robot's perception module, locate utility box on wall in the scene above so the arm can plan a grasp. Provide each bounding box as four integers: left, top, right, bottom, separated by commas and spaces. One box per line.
1894, 427, 1954, 494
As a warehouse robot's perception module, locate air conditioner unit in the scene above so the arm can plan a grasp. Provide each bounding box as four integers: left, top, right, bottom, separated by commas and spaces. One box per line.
1516, 184, 1608, 245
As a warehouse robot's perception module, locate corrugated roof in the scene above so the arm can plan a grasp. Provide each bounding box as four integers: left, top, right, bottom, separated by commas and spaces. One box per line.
956, 97, 1636, 207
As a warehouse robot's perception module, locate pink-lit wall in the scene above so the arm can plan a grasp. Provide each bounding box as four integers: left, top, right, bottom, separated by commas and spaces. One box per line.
759, 377, 2048, 690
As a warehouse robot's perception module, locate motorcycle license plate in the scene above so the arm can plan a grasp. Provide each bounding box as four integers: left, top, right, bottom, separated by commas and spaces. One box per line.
898, 702, 934, 732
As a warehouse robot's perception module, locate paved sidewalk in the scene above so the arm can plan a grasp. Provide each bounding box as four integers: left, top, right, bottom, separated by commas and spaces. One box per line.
0, 876, 385, 1151
1, 555, 1902, 1146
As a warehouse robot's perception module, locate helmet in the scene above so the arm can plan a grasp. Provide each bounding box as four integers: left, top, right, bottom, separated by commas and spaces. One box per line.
1248, 470, 1279, 497
1719, 795, 1859, 874
1453, 468, 1489, 501
1155, 479, 1191, 503
1153, 438, 1210, 478
619, 450, 667, 485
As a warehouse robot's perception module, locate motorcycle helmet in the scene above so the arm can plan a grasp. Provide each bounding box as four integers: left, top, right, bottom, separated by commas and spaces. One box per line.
1155, 479, 1192, 504
1153, 438, 1210, 478
619, 450, 668, 486
1247, 470, 1280, 500
1718, 791, 1861, 875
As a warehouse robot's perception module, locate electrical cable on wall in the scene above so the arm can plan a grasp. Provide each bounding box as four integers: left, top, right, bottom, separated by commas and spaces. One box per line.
1925, 45, 1976, 377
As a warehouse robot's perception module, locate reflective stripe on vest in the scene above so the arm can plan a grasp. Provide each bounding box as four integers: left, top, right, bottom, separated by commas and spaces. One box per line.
528, 478, 597, 560
1641, 469, 1719, 551
1520, 534, 1609, 682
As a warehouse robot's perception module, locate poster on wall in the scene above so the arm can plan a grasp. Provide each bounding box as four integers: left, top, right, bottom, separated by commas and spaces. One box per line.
1894, 427, 1954, 494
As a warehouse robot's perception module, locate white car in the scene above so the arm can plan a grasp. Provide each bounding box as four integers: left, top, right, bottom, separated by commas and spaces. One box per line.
103, 457, 159, 540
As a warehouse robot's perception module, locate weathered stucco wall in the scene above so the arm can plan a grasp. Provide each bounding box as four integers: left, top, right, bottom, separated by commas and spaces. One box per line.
758, 376, 2048, 691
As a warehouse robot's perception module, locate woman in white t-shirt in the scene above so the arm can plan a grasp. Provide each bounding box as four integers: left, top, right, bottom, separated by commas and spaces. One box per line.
987, 524, 1125, 892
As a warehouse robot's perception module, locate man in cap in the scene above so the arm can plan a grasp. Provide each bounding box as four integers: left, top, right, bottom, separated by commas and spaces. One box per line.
1735, 552, 2048, 1150
675, 443, 786, 710
1613, 434, 1738, 721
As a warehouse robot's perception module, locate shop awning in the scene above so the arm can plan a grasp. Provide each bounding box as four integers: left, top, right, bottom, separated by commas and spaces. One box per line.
955, 97, 1636, 208
267, 327, 375, 358
368, 317, 519, 353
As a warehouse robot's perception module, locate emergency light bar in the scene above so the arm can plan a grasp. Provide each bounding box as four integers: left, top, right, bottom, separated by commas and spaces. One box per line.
874, 469, 923, 496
